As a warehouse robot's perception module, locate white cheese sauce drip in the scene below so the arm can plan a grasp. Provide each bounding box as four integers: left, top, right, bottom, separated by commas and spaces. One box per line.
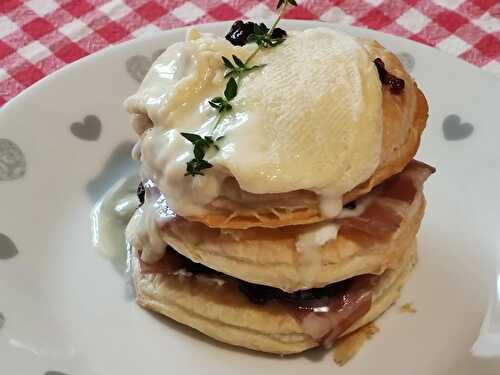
90, 174, 140, 271
296, 223, 339, 288
125, 180, 175, 263
89, 174, 229, 286
293, 195, 373, 286
296, 224, 340, 254
124, 28, 383, 219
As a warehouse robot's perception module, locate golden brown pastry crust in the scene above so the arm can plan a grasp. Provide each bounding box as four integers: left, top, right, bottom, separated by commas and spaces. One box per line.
348, 39, 428, 202
182, 41, 428, 229
333, 322, 380, 365
133, 238, 417, 355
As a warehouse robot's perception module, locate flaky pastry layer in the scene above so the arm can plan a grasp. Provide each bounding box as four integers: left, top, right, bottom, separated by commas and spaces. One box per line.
183, 40, 428, 229
133, 238, 417, 354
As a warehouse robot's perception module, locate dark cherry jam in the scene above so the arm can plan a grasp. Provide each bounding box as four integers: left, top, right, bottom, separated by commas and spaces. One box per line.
225, 20, 287, 46
343, 200, 357, 210
374, 58, 405, 94
151, 246, 376, 313
137, 182, 145, 206
239, 278, 356, 310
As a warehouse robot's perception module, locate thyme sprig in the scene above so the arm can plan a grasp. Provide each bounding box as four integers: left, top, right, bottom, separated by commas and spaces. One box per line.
222, 55, 265, 79
182, 0, 297, 177
209, 76, 238, 115
181, 133, 224, 176
247, 23, 286, 48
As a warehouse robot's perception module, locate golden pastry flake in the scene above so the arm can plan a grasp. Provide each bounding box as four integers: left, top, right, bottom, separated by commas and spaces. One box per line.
400, 303, 417, 314
333, 323, 380, 366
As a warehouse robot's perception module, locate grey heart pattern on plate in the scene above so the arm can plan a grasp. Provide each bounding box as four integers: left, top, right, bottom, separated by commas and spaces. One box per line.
0, 138, 26, 181
0, 312, 5, 330
443, 114, 474, 141
45, 372, 69, 375
0, 233, 18, 259
126, 49, 166, 83
70, 115, 102, 141
397, 52, 415, 72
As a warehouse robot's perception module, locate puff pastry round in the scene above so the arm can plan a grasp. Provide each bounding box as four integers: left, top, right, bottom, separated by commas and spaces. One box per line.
182, 41, 428, 229
132, 238, 417, 354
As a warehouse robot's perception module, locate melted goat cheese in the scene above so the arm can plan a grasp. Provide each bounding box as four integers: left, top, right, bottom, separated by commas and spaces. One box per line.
125, 28, 383, 218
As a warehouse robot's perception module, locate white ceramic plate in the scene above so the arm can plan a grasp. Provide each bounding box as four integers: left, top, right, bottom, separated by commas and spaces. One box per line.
1, 20, 500, 375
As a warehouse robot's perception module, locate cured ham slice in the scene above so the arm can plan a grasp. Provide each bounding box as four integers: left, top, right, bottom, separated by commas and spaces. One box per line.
338, 160, 434, 242
139, 247, 184, 274
292, 275, 377, 347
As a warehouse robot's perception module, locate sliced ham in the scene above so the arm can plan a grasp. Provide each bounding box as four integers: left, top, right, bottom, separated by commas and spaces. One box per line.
296, 275, 376, 347
139, 247, 184, 274
339, 203, 403, 241
380, 174, 417, 202
338, 160, 435, 242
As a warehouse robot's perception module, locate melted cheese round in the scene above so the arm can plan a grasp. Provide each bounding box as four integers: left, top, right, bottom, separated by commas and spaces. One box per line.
125, 28, 383, 217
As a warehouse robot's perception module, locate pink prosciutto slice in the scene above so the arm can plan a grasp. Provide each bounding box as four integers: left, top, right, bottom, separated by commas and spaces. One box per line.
339, 160, 435, 242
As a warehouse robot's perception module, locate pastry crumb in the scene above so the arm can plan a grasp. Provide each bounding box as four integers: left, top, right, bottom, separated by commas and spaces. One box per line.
333, 323, 379, 366
400, 303, 417, 314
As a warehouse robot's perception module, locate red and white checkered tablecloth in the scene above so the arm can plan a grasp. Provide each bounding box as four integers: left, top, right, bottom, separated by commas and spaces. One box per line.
0, 0, 499, 106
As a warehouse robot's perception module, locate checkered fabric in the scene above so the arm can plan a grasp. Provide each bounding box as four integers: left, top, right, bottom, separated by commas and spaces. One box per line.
1, 0, 499, 106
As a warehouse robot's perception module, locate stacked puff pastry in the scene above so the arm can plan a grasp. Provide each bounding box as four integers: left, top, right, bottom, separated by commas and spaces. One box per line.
124, 26, 434, 355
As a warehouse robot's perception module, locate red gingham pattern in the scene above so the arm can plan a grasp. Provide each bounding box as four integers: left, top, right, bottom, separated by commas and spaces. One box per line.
0, 0, 499, 107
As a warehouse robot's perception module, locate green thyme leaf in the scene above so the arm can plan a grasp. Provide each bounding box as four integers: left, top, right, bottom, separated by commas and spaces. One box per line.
232, 55, 245, 68
249, 63, 266, 71
209, 97, 227, 112
247, 22, 286, 49
257, 23, 269, 34
277, 0, 297, 9
270, 38, 285, 46
209, 97, 232, 113
208, 101, 220, 110
224, 77, 238, 101
222, 56, 234, 69
223, 54, 265, 78
247, 23, 268, 43
185, 158, 213, 176
180, 132, 202, 143
193, 143, 205, 159
182, 134, 220, 176
181, 133, 214, 159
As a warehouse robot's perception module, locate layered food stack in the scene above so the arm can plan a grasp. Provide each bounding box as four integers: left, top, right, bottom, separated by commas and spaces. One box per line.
124, 12, 434, 356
